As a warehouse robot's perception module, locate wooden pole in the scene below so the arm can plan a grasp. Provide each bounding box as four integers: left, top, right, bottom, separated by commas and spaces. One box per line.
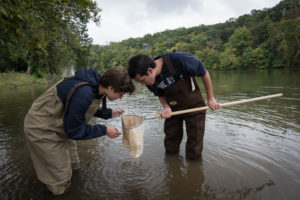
151, 93, 283, 119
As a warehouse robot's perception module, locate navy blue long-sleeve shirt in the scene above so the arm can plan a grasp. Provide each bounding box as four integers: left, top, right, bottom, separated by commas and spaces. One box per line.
56, 68, 112, 140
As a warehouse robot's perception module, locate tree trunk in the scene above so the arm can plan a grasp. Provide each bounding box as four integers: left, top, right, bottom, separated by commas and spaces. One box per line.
26, 66, 31, 74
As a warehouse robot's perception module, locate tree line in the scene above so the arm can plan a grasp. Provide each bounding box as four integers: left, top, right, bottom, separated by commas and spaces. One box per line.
91, 0, 300, 72
0, 0, 100, 77
0, 0, 299, 77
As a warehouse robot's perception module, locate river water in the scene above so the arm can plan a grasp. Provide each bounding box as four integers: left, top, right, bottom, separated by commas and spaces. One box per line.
0, 68, 299, 200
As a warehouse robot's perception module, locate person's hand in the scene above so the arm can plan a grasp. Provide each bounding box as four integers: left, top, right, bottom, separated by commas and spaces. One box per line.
161, 106, 172, 118
106, 126, 120, 139
207, 97, 220, 110
112, 109, 125, 118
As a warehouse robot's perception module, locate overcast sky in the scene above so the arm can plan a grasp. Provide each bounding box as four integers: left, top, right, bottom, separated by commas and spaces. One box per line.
87, 0, 282, 45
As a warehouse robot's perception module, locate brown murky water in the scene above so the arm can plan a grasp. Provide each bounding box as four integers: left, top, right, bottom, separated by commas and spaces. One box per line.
0, 68, 299, 200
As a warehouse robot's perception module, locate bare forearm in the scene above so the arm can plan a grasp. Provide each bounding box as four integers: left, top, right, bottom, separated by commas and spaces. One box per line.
159, 96, 172, 118
159, 96, 170, 108
201, 71, 220, 110
202, 71, 214, 100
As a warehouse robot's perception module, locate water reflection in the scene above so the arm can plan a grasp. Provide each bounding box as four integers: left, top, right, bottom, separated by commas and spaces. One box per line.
163, 154, 205, 199
162, 154, 276, 200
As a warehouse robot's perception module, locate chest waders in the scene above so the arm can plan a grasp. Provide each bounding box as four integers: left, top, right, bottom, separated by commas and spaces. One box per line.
24, 79, 102, 195
163, 54, 206, 160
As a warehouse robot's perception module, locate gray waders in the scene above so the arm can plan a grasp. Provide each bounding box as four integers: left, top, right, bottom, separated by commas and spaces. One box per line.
163, 54, 206, 160
24, 80, 101, 195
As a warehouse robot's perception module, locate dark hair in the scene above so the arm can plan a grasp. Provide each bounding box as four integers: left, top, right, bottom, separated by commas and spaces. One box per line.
99, 66, 135, 95
127, 54, 156, 79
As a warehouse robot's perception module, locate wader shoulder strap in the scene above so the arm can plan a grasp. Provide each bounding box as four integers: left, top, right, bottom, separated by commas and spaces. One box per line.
63, 76, 75, 80
164, 53, 180, 81
63, 82, 93, 117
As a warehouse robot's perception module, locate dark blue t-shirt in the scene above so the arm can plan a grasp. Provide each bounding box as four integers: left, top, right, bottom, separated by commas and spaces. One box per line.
147, 50, 206, 96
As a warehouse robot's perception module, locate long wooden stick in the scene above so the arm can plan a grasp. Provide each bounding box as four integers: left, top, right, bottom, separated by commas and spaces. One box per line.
150, 93, 283, 119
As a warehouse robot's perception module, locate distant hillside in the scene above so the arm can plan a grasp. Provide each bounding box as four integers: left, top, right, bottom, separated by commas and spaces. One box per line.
90, 0, 300, 71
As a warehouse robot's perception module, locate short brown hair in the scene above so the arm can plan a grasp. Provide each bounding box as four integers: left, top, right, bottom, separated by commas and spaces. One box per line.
99, 66, 135, 95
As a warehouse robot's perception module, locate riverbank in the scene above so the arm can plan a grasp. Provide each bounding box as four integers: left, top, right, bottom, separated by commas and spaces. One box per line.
0, 72, 60, 90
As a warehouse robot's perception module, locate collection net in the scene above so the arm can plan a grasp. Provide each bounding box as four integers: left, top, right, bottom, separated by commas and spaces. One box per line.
121, 115, 144, 158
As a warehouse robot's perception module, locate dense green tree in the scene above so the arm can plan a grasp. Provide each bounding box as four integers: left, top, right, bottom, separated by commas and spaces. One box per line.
227, 27, 253, 57
239, 47, 254, 69
252, 46, 269, 68
268, 19, 300, 67
0, 0, 101, 75
219, 48, 239, 69
250, 16, 273, 45
205, 49, 220, 70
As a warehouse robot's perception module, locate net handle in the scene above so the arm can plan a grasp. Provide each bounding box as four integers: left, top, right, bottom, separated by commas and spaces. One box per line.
150, 93, 283, 119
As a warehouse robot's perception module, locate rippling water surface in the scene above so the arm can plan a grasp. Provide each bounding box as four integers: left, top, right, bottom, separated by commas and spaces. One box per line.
0, 68, 299, 200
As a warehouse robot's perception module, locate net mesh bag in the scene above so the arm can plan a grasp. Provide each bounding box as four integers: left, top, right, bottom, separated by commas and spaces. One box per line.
121, 115, 144, 158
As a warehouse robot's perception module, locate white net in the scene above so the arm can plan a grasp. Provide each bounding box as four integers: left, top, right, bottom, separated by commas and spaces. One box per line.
121, 115, 144, 158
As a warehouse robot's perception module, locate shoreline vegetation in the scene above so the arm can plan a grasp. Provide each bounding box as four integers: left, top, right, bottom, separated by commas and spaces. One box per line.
0, 72, 60, 90
1, 67, 294, 90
